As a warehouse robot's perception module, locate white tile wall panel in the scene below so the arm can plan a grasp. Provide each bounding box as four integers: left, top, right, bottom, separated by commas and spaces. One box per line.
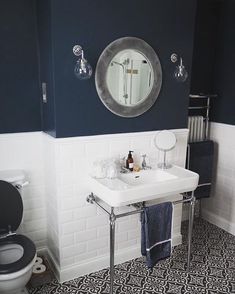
97, 247, 110, 256
116, 239, 138, 250
46, 128, 189, 281
73, 205, 97, 219
62, 220, 86, 235
43, 134, 60, 265
96, 226, 109, 239
87, 237, 108, 251
86, 215, 109, 229
0, 132, 47, 248
21, 219, 47, 233
60, 197, 82, 211
60, 257, 75, 268
115, 232, 129, 243
26, 230, 47, 243
75, 229, 97, 243
61, 234, 75, 247
202, 122, 235, 236
117, 219, 140, 232
128, 229, 140, 241
74, 250, 98, 264
62, 243, 87, 259
0, 129, 189, 281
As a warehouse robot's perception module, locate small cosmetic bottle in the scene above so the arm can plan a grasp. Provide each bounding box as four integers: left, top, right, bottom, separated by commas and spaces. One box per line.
126, 151, 134, 171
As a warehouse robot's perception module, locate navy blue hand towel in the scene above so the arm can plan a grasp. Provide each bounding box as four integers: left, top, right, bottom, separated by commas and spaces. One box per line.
187, 140, 214, 199
141, 202, 173, 268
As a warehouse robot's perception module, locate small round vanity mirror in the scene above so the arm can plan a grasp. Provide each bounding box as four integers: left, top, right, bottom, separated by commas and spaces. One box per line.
154, 130, 176, 169
95, 37, 162, 117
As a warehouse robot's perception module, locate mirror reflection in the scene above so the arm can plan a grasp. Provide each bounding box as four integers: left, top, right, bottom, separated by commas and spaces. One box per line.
107, 50, 154, 106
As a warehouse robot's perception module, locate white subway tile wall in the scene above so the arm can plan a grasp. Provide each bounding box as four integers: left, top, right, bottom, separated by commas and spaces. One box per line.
202, 122, 235, 235
0, 132, 46, 248
0, 129, 189, 281
48, 129, 188, 280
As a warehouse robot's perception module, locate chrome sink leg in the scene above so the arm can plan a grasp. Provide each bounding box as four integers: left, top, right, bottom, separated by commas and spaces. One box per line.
109, 207, 116, 294
187, 191, 195, 270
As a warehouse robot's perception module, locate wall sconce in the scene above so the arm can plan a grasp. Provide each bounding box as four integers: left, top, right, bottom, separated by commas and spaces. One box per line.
170, 53, 188, 83
73, 45, 92, 80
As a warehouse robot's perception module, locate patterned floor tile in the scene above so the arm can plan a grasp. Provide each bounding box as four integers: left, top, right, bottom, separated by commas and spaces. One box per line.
28, 218, 235, 294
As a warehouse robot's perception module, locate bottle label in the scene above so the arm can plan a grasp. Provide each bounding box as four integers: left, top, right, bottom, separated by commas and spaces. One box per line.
129, 163, 134, 169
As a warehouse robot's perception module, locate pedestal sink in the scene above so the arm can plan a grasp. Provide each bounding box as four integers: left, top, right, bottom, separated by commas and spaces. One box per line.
89, 165, 199, 207
88, 164, 199, 294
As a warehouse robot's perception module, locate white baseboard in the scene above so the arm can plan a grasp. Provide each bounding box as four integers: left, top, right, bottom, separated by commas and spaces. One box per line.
42, 233, 182, 283
173, 233, 182, 247
58, 245, 141, 282
202, 208, 235, 236
36, 246, 61, 281
45, 248, 61, 281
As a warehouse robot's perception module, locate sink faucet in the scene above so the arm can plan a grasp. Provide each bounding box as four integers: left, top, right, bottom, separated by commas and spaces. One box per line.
141, 154, 151, 170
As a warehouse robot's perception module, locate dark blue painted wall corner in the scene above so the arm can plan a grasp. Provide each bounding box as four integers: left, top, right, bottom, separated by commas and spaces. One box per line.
0, 0, 41, 134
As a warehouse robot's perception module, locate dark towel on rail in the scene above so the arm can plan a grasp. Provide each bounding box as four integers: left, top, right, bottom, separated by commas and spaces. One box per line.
187, 140, 214, 199
141, 202, 173, 268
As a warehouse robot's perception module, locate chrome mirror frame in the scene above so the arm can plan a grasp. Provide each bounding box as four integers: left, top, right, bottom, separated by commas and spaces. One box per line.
95, 37, 162, 117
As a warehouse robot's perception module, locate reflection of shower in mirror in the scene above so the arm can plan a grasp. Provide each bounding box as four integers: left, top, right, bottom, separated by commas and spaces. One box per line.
110, 61, 128, 104
107, 50, 154, 106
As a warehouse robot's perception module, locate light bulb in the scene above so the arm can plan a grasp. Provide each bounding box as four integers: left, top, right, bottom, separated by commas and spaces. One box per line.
174, 58, 188, 82
74, 58, 92, 80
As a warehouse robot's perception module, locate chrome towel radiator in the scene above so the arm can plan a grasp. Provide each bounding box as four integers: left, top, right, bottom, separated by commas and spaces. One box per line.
188, 94, 217, 142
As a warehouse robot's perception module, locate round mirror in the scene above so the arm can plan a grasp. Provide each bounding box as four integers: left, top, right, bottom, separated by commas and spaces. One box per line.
107, 50, 154, 107
95, 37, 162, 117
154, 130, 177, 151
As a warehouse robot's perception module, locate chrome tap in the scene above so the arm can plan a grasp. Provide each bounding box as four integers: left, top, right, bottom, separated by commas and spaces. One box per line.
141, 154, 151, 170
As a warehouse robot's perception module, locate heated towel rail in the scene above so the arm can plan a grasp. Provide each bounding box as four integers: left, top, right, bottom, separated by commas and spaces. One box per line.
188, 94, 217, 142
187, 94, 217, 215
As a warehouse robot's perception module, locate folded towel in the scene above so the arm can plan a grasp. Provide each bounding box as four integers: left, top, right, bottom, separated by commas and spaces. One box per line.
141, 202, 173, 268
187, 140, 214, 199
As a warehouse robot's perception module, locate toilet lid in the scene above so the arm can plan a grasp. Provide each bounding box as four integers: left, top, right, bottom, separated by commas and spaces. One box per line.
0, 181, 23, 235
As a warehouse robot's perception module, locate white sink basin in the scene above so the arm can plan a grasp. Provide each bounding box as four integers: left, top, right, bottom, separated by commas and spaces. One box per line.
119, 169, 177, 186
89, 165, 199, 207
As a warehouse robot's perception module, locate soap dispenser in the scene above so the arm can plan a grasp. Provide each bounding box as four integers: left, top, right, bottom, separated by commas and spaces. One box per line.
126, 151, 134, 171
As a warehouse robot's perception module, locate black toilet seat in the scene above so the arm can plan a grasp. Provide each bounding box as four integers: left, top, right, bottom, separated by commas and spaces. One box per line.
0, 234, 36, 274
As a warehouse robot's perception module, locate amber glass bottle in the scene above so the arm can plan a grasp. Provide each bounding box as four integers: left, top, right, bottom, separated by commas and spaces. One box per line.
126, 151, 134, 171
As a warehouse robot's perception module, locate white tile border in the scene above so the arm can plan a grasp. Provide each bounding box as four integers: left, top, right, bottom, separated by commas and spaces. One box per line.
44, 128, 189, 143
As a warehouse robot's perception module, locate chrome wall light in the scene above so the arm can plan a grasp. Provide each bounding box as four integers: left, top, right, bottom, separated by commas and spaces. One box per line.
170, 53, 188, 83
73, 45, 92, 80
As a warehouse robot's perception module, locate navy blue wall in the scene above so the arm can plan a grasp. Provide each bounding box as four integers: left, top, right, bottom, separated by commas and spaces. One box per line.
2, 0, 234, 137
190, 0, 235, 126
37, 0, 56, 137
190, 0, 221, 94
0, 0, 41, 134
210, 0, 235, 125
40, 0, 197, 138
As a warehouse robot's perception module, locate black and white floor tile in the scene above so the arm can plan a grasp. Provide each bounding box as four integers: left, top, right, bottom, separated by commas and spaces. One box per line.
28, 219, 235, 293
